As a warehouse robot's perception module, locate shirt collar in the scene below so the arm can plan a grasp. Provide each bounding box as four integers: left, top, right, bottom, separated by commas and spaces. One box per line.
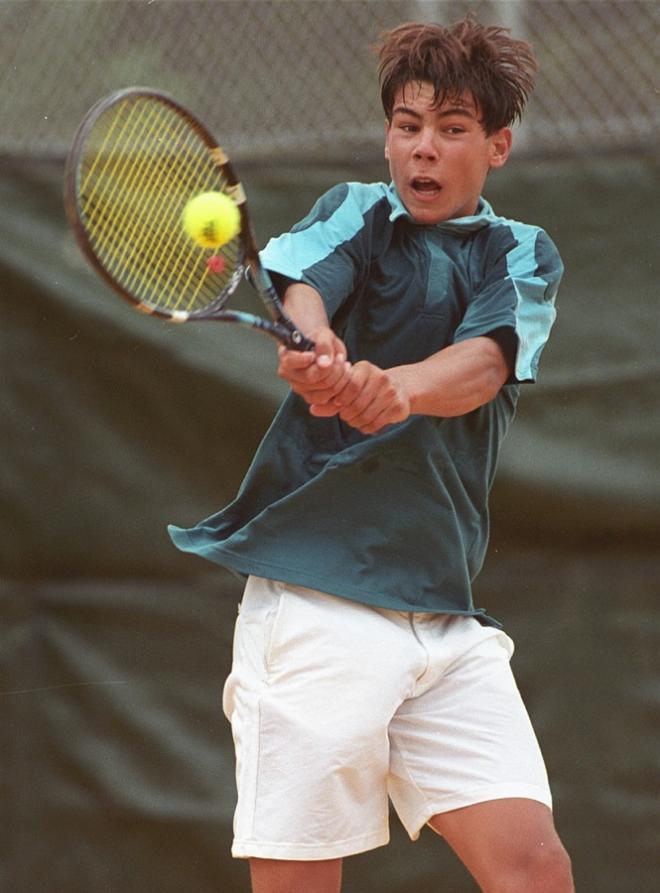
386, 183, 498, 233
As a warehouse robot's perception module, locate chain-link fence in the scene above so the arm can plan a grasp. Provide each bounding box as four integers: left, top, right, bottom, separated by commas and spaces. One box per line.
1, 0, 658, 163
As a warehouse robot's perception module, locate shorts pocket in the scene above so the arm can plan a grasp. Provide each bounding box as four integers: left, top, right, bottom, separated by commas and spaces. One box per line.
234, 578, 289, 681
263, 589, 288, 676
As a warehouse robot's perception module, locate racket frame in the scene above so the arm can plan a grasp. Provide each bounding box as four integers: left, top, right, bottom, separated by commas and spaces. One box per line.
64, 87, 314, 351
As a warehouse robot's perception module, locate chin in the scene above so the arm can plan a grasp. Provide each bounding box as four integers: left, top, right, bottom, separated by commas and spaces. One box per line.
405, 194, 454, 225
410, 207, 448, 225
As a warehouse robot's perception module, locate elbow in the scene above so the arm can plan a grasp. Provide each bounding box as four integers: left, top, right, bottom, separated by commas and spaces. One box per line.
478, 338, 512, 403
447, 342, 511, 417
484, 357, 511, 403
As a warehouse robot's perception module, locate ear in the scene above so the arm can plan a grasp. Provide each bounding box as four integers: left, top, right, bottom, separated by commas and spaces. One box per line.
384, 119, 391, 161
488, 128, 512, 170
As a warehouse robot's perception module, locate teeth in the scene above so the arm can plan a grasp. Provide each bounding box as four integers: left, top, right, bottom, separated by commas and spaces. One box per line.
413, 179, 440, 191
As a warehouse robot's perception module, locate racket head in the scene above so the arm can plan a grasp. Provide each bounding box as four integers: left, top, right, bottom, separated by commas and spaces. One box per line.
64, 87, 257, 321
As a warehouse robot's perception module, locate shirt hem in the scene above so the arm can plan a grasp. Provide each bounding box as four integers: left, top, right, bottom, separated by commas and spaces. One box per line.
170, 539, 501, 627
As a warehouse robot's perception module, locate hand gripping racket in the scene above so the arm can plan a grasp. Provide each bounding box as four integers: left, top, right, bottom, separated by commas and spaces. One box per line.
64, 87, 314, 351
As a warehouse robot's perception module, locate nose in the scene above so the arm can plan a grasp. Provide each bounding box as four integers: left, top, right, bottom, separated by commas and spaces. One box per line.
413, 128, 439, 161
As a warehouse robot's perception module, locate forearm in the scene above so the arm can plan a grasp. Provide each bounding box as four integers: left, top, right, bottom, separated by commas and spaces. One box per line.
282, 282, 331, 337
389, 337, 511, 418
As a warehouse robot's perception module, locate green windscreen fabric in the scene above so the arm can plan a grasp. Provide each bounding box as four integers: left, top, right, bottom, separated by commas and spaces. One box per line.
2, 156, 659, 893
2, 157, 658, 579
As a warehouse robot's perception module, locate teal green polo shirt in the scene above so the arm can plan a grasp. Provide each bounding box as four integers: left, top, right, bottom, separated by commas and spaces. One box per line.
169, 183, 563, 625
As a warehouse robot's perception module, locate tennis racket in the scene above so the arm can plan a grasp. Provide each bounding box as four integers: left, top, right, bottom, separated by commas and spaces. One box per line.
64, 87, 314, 351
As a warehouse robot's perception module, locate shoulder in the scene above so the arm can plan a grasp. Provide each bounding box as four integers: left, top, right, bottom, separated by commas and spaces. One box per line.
291, 182, 395, 234
260, 183, 395, 284
475, 213, 563, 278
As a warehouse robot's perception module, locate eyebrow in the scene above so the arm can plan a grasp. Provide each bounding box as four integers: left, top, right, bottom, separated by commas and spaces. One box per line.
391, 105, 477, 120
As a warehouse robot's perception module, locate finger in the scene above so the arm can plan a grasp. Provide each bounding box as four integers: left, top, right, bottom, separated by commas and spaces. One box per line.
338, 378, 408, 430
279, 356, 333, 387
302, 363, 352, 404
309, 403, 340, 417
337, 375, 389, 419
351, 407, 394, 434
332, 362, 373, 407
313, 330, 345, 367
278, 348, 317, 371
343, 393, 410, 434
292, 359, 352, 393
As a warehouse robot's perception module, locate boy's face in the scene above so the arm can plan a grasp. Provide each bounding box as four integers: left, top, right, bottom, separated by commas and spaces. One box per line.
385, 81, 511, 225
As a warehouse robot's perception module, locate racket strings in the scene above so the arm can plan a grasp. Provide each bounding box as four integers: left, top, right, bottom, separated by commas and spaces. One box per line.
139, 123, 240, 311
83, 100, 176, 281
85, 100, 226, 303
113, 109, 208, 303
87, 101, 187, 294
78, 96, 243, 314
84, 101, 231, 310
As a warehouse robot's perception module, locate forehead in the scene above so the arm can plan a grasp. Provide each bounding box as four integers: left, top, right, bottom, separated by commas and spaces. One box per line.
392, 81, 478, 116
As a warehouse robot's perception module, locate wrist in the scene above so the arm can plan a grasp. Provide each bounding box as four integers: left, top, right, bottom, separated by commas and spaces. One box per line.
389, 365, 419, 414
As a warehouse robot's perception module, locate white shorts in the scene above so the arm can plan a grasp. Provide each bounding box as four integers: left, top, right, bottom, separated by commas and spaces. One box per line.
222, 576, 552, 861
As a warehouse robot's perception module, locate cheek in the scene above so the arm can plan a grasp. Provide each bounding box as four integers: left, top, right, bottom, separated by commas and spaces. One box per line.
385, 136, 400, 164
385, 150, 403, 181
459, 151, 492, 184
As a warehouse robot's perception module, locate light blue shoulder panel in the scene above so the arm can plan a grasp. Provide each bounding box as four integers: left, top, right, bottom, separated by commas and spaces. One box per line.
260, 182, 388, 280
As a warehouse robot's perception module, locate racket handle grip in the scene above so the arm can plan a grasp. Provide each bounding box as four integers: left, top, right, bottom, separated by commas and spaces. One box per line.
290, 330, 316, 351
274, 323, 315, 352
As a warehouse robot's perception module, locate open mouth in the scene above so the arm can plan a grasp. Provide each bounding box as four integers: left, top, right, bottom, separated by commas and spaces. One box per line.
410, 177, 442, 197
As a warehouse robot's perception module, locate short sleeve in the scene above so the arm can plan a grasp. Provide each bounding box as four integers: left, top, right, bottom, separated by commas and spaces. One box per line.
259, 182, 383, 319
453, 223, 563, 383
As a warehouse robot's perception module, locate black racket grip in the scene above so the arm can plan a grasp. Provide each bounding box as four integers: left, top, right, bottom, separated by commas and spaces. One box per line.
273, 321, 315, 351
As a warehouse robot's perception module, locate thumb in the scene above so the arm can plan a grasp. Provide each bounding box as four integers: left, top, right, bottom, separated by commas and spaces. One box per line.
313, 328, 344, 368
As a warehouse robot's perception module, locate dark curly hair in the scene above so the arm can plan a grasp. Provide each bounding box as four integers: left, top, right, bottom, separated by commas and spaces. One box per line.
376, 15, 539, 134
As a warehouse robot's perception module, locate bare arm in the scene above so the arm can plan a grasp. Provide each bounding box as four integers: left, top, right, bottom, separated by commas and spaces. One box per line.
312, 337, 511, 434
277, 282, 511, 434
389, 336, 511, 418
280, 282, 333, 337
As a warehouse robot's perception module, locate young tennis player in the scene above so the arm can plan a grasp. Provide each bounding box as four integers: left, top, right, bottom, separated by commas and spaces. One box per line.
170, 15, 574, 893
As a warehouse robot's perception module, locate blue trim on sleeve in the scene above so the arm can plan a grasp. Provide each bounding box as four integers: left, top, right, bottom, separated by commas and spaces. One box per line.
506, 224, 562, 382
259, 182, 387, 281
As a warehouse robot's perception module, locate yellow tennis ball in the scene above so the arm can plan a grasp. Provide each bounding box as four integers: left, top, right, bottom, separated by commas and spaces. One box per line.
182, 191, 240, 249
